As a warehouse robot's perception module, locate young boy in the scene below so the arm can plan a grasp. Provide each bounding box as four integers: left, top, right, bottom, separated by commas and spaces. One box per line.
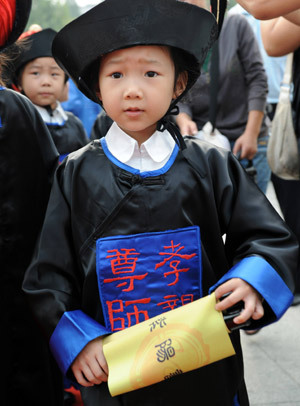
23, 0, 298, 405
12, 28, 89, 162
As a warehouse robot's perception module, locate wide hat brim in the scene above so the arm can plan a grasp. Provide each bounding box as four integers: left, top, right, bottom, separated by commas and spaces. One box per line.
52, 0, 219, 104
13, 28, 57, 74
0, 0, 32, 52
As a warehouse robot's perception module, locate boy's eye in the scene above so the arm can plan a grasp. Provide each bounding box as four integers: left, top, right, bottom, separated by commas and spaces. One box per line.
30, 71, 39, 76
111, 72, 123, 79
145, 71, 158, 78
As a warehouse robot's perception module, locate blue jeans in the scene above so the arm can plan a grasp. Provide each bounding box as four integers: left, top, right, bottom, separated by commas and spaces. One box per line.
230, 135, 271, 194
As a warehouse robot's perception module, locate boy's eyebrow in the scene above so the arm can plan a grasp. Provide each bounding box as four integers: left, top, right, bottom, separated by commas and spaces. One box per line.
105, 57, 163, 66
28, 64, 61, 70
28, 63, 42, 69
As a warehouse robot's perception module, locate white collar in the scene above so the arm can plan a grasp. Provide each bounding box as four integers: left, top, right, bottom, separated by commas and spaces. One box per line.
34, 101, 68, 125
105, 122, 175, 164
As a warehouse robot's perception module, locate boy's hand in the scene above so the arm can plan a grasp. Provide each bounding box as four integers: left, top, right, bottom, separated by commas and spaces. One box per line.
214, 278, 264, 325
71, 336, 108, 387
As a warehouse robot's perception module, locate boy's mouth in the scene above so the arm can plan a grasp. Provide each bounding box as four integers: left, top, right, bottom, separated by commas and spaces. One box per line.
125, 107, 144, 116
126, 107, 143, 112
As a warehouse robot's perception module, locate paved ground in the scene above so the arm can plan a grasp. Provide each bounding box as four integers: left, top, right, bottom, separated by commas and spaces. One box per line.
241, 182, 300, 406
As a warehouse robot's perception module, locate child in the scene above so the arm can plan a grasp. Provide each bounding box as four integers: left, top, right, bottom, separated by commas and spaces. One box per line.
0, 1, 64, 404
23, 0, 298, 405
12, 28, 89, 162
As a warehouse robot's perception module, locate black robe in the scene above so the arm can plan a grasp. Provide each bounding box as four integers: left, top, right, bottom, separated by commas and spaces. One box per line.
0, 88, 63, 406
44, 109, 89, 162
23, 135, 298, 406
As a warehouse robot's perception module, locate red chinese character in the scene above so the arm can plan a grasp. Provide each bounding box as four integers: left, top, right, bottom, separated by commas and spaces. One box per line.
157, 293, 194, 310
157, 295, 179, 310
107, 248, 140, 274
125, 299, 151, 327
155, 240, 196, 285
107, 298, 151, 332
181, 293, 194, 305
104, 248, 148, 291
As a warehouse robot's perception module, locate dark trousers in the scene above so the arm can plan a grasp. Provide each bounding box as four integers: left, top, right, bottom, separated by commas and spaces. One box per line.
272, 173, 300, 293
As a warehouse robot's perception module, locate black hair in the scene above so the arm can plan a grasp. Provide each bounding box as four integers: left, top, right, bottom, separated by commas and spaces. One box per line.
84, 44, 200, 105
168, 46, 200, 103
0, 41, 26, 87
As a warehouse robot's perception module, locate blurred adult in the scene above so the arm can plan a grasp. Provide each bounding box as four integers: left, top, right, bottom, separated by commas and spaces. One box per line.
176, 11, 270, 193
261, 15, 300, 305
229, 4, 287, 121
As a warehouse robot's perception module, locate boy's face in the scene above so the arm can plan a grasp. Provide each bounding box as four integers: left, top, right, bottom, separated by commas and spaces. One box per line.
18, 57, 66, 110
97, 45, 186, 144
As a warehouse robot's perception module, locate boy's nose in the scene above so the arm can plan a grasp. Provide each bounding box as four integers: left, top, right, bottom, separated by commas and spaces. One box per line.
124, 85, 142, 99
41, 75, 52, 85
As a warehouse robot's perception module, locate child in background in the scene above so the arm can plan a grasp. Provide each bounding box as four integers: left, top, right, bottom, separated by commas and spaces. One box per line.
12, 28, 89, 162
0, 1, 63, 404
23, 1, 298, 405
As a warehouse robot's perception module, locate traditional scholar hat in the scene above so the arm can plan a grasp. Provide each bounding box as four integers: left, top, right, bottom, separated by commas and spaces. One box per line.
52, 0, 226, 104
13, 28, 57, 73
0, 0, 32, 52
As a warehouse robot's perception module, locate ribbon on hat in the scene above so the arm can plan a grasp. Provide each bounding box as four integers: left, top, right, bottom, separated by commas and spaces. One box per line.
157, 105, 186, 150
0, 0, 16, 47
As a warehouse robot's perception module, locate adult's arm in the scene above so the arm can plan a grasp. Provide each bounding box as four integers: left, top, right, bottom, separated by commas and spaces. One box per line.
261, 17, 300, 56
231, 15, 267, 159
237, 0, 300, 20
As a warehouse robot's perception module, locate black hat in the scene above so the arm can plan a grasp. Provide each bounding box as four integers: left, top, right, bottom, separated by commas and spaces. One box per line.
0, 0, 32, 52
13, 28, 57, 73
52, 0, 225, 104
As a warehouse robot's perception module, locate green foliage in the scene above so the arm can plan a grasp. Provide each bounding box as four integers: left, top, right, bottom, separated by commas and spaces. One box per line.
26, 0, 81, 32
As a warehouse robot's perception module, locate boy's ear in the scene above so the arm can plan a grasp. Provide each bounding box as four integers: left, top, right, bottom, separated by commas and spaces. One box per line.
173, 71, 188, 99
96, 91, 102, 102
95, 84, 102, 101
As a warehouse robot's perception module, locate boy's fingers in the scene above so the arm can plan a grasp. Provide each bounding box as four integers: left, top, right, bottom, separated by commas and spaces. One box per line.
96, 353, 109, 377
73, 368, 94, 387
89, 358, 108, 384
252, 301, 264, 320
234, 297, 264, 324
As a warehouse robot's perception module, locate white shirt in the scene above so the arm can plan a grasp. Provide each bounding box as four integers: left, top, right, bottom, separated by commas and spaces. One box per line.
105, 122, 176, 172
34, 101, 68, 125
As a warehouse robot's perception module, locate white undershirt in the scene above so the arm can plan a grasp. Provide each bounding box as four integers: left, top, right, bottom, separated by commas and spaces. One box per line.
104, 122, 176, 171
34, 101, 68, 125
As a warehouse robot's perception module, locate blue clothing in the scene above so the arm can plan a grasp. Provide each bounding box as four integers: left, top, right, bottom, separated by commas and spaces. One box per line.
231, 135, 271, 194
62, 79, 101, 137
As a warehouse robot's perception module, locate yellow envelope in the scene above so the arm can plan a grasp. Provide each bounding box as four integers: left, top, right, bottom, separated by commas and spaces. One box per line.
103, 293, 235, 397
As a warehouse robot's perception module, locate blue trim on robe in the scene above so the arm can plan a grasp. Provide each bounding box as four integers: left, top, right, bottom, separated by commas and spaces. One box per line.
59, 153, 68, 163
100, 137, 179, 177
45, 120, 67, 126
209, 256, 293, 320
49, 310, 110, 375
233, 394, 240, 406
